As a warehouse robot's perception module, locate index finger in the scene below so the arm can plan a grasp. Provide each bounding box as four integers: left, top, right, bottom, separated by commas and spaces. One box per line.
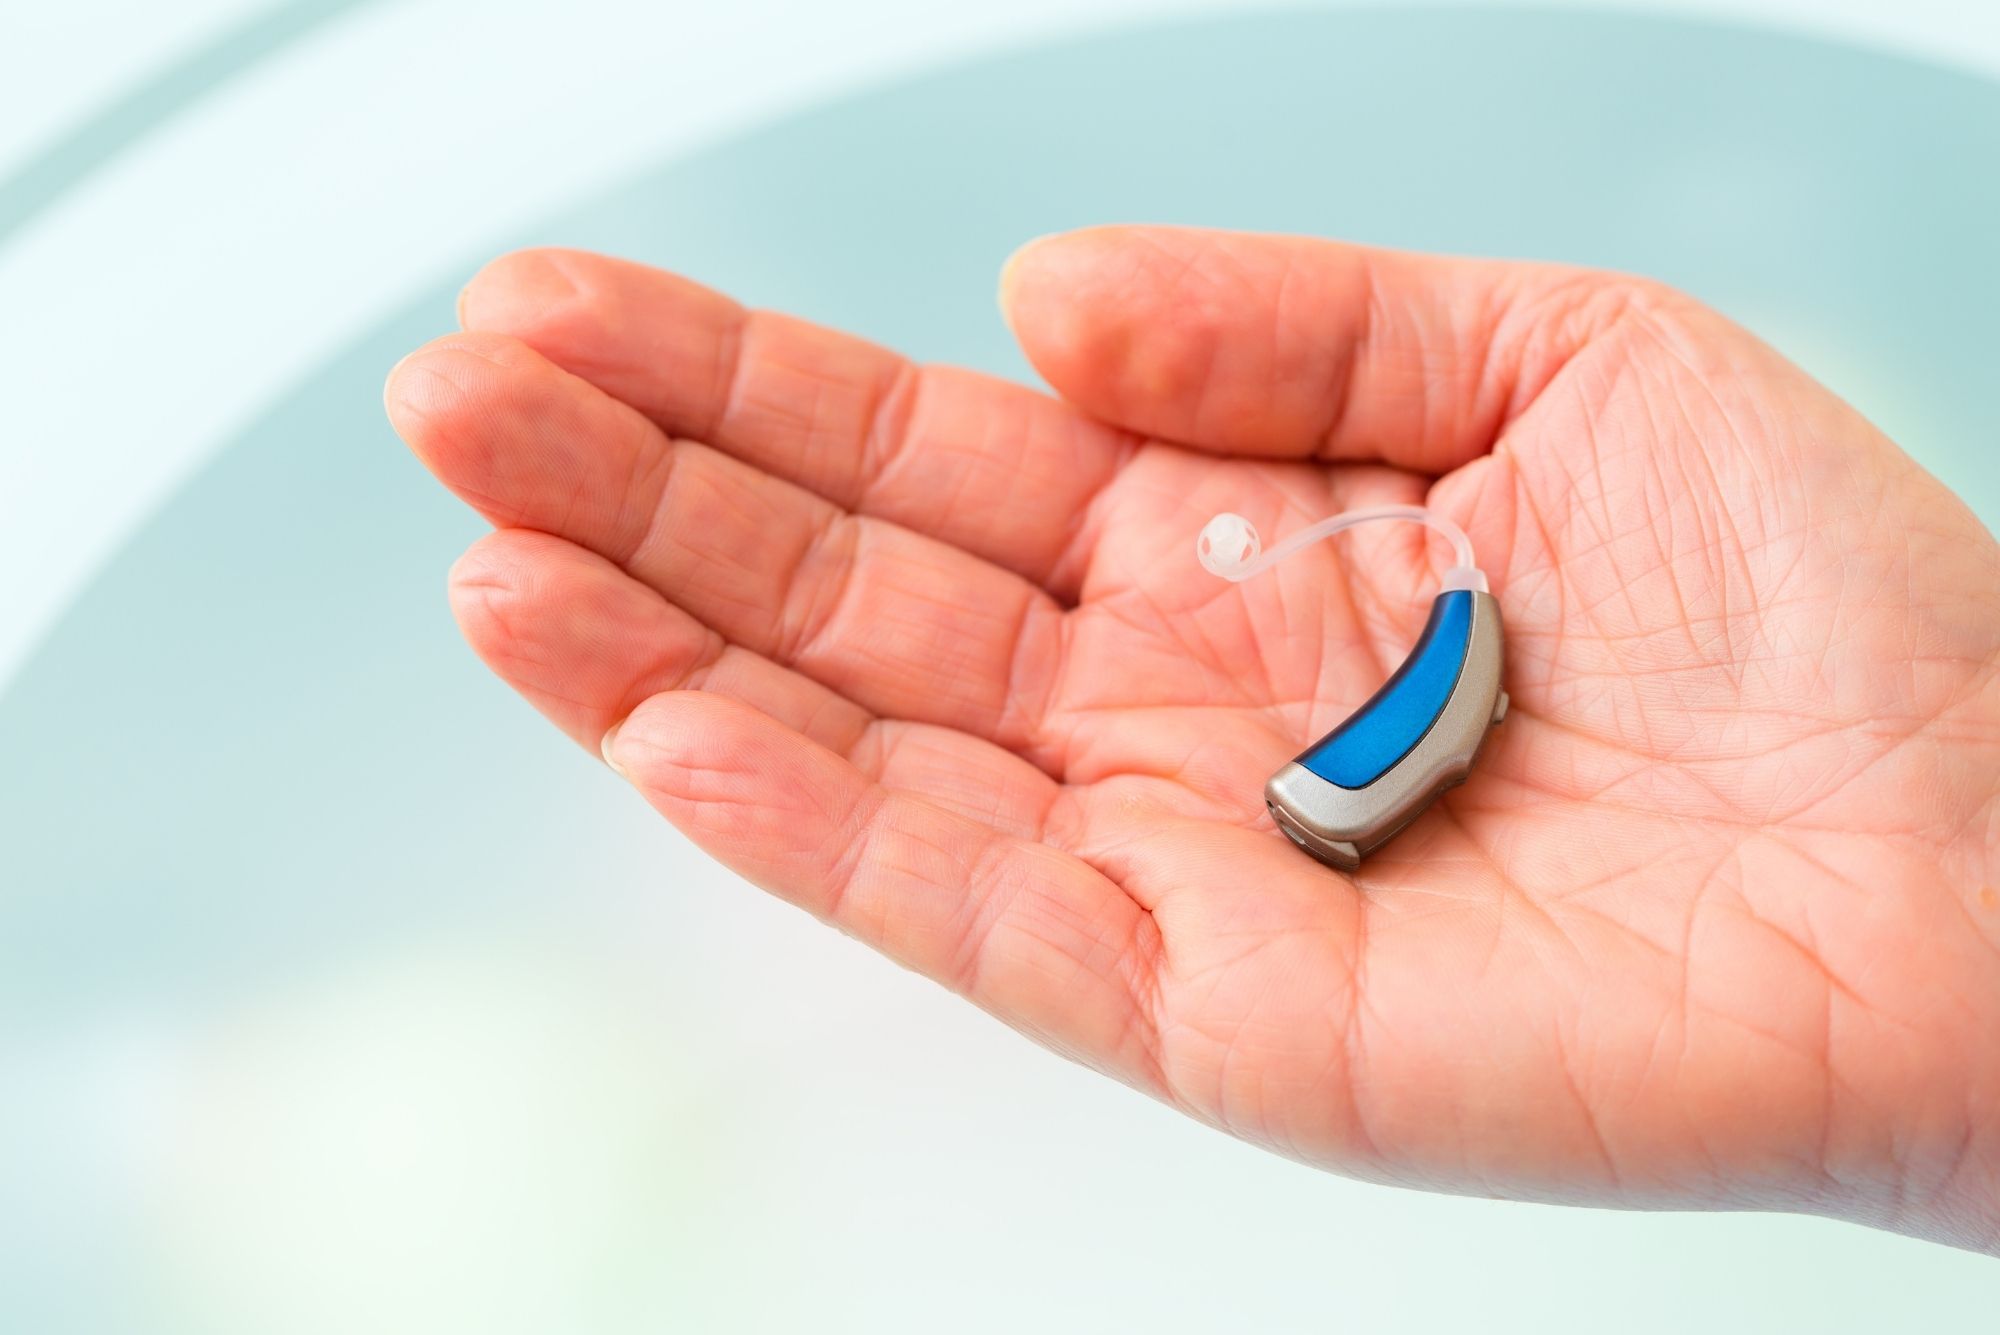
459, 247, 1135, 600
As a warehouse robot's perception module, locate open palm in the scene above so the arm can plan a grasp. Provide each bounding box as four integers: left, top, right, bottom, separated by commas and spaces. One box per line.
387, 226, 2000, 1250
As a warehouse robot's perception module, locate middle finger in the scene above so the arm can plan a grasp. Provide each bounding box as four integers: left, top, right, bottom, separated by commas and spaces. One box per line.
388, 332, 1071, 767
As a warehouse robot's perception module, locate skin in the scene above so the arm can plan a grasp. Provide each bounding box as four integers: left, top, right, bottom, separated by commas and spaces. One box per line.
384, 226, 2000, 1251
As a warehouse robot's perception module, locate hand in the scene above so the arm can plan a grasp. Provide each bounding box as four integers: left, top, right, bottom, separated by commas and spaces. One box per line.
385, 226, 2000, 1251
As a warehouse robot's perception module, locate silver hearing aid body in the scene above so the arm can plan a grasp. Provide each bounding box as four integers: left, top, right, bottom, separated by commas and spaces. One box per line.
1197, 506, 1508, 872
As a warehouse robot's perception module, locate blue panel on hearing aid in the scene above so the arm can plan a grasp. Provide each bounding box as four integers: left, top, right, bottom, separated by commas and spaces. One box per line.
1296, 591, 1472, 790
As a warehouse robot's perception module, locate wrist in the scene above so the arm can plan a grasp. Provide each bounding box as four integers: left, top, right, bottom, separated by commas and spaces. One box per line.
1906, 671, 2000, 1253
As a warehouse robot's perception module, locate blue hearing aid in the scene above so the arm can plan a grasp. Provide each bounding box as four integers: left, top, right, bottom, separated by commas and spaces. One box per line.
1198, 505, 1507, 872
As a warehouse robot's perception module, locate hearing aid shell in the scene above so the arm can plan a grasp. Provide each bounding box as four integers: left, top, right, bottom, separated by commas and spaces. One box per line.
1198, 507, 1508, 873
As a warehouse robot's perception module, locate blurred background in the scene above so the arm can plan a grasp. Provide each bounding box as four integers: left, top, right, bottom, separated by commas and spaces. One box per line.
2, 1, 1997, 1330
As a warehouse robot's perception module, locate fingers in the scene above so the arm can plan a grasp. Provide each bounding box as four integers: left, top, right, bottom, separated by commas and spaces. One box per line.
450, 528, 1065, 838
998, 224, 1640, 472
448, 527, 867, 754
389, 333, 1069, 763
606, 690, 1164, 1084
458, 247, 1135, 596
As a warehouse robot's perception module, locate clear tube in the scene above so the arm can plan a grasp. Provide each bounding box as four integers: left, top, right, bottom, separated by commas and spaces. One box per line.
1197, 504, 1488, 593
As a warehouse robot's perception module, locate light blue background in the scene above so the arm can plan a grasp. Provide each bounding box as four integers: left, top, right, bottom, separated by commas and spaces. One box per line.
2, 7, 1996, 1330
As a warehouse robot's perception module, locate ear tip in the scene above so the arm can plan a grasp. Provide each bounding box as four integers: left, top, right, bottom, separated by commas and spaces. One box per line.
1198, 512, 1261, 577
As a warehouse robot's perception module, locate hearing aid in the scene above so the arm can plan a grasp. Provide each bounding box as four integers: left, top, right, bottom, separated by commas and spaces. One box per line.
1197, 505, 1507, 873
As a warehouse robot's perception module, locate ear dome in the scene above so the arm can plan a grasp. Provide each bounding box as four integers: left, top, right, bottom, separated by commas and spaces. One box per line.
1197, 512, 1261, 578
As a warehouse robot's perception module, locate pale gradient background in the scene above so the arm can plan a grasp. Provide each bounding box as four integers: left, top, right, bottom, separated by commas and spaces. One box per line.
2, 2, 1997, 1330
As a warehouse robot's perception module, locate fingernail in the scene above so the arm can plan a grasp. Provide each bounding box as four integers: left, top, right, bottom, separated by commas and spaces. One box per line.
600, 719, 630, 779
998, 232, 1056, 330
455, 281, 472, 329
